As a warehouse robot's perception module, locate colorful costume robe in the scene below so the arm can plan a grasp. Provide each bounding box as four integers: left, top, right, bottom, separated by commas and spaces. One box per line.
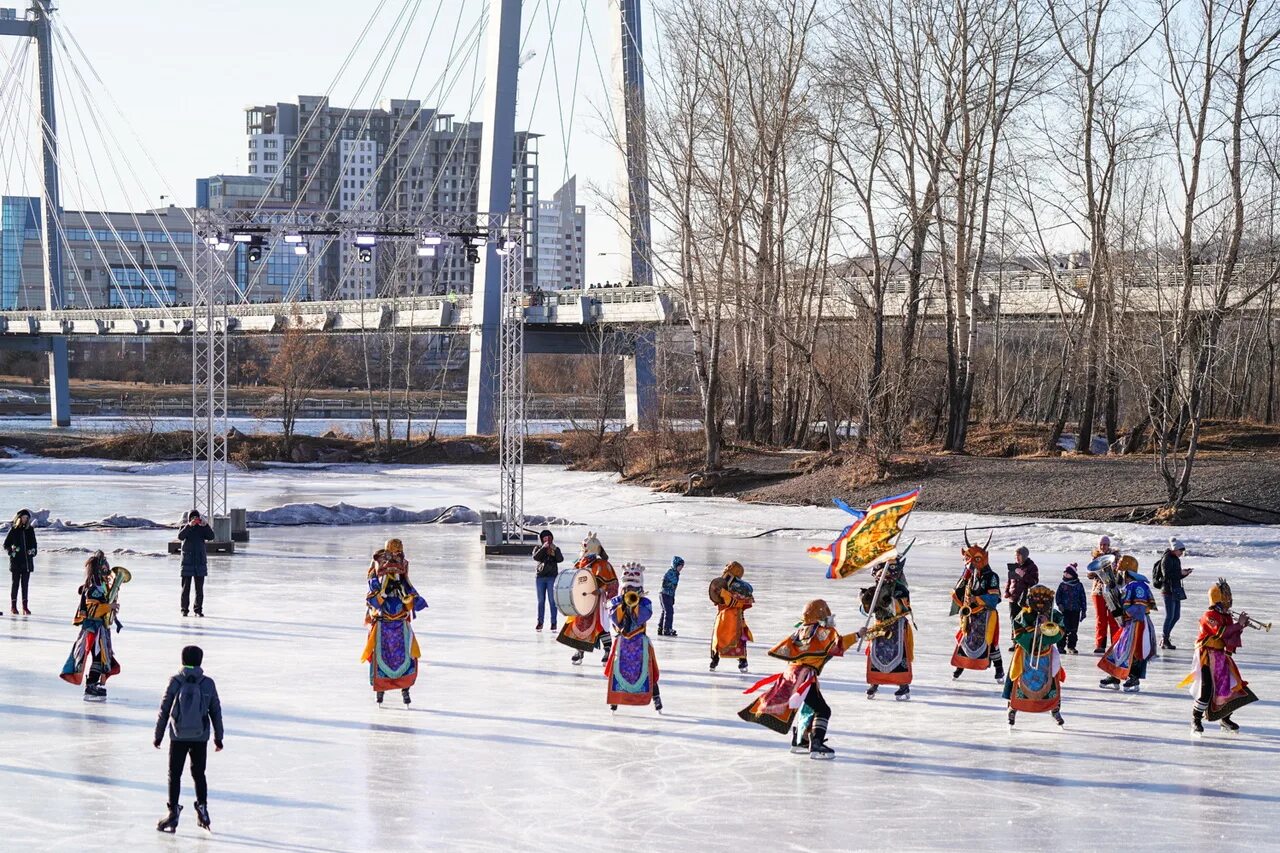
557, 555, 618, 652
866, 581, 912, 686
1177, 607, 1258, 721
951, 566, 1002, 671
1099, 575, 1157, 680
361, 573, 427, 692
59, 578, 120, 685
739, 625, 856, 733
1003, 608, 1067, 713
604, 594, 659, 706
711, 582, 754, 659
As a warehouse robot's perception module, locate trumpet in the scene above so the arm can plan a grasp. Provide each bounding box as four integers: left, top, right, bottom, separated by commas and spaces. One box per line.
865, 606, 912, 641
623, 589, 641, 609
1230, 610, 1272, 632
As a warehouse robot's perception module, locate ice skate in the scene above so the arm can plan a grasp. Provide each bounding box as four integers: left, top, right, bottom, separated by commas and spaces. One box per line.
1099, 676, 1121, 690
668, 630, 678, 638
156, 803, 182, 833
601, 649, 611, 665
8, 604, 16, 615
1160, 638, 1176, 650
1192, 711, 1204, 735
994, 666, 1005, 682
376, 691, 384, 705
1220, 716, 1240, 733
21, 605, 30, 616
865, 685, 878, 699
1067, 647, 1078, 655
709, 657, 718, 672
571, 651, 584, 666
610, 704, 618, 714
1007, 709, 1016, 727
790, 725, 810, 754
401, 688, 411, 706
952, 667, 963, 680
182, 610, 189, 618
194, 801, 211, 831
894, 685, 910, 701
653, 696, 663, 714
1122, 677, 1141, 693
83, 684, 106, 702
194, 609, 204, 618
1092, 645, 1106, 654
535, 623, 543, 632
1051, 709, 1065, 727
737, 659, 749, 674
808, 731, 834, 760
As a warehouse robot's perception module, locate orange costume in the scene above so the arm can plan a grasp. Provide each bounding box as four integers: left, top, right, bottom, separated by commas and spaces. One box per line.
557, 533, 619, 661
1178, 579, 1258, 732
710, 562, 753, 669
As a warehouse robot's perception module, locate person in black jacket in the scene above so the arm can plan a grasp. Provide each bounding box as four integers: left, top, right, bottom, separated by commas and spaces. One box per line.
154, 645, 224, 833
533, 529, 562, 631
4, 508, 37, 616
177, 510, 216, 617
1158, 537, 1193, 650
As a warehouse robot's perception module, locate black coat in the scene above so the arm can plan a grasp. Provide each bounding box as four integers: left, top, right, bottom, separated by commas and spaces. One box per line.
4, 525, 37, 573
178, 523, 216, 577
533, 544, 563, 579
1158, 551, 1187, 599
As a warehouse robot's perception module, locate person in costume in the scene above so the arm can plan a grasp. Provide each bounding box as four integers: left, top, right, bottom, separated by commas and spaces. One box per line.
951, 541, 1004, 682
604, 562, 661, 713
362, 539, 427, 706
1055, 564, 1088, 654
1086, 535, 1120, 653
862, 557, 913, 699
1004, 585, 1067, 727
1180, 578, 1258, 734
60, 551, 123, 701
1099, 555, 1157, 692
709, 561, 754, 673
739, 599, 866, 760
557, 532, 618, 665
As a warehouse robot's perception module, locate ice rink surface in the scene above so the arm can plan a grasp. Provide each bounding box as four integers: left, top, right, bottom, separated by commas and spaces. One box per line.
0, 461, 1276, 851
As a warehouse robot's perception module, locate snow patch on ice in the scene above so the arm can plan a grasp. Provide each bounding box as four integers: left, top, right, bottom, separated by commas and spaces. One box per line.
246, 501, 568, 529
0, 457, 190, 476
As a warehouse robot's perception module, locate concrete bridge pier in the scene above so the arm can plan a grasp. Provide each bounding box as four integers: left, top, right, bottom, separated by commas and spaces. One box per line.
623, 327, 657, 431
0, 336, 70, 425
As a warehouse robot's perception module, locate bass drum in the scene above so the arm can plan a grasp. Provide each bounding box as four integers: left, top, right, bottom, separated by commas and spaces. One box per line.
555, 568, 598, 618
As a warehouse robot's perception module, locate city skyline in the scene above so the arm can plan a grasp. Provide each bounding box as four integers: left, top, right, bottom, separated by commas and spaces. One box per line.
0, 0, 639, 285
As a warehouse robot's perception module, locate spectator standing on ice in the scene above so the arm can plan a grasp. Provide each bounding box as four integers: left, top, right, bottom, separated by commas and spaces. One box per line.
533, 529, 562, 632
5, 508, 37, 615
1155, 537, 1193, 650
658, 556, 683, 636
178, 510, 215, 617
154, 645, 224, 834
1055, 564, 1088, 654
1004, 546, 1039, 649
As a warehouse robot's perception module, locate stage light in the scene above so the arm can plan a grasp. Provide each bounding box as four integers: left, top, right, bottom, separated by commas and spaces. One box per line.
416, 245, 436, 257
359, 246, 374, 263
293, 244, 309, 257
355, 234, 377, 247
283, 234, 303, 244
232, 233, 254, 243
422, 232, 443, 246
466, 245, 480, 265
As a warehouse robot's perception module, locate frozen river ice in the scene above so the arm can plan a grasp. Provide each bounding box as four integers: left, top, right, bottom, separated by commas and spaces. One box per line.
0, 460, 1276, 850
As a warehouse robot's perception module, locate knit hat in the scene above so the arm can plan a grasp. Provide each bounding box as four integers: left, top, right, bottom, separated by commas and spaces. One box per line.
1098, 535, 1111, 549
1016, 545, 1030, 559
1170, 537, 1185, 552
1062, 563, 1078, 580
671, 556, 685, 570
620, 561, 645, 589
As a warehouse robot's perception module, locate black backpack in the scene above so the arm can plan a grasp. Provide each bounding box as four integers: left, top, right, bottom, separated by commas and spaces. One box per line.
1152, 558, 1165, 591
171, 677, 208, 741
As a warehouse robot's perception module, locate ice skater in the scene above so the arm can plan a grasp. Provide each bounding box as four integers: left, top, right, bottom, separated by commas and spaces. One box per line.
658, 556, 683, 636
557, 533, 617, 665
178, 509, 215, 617
5, 507, 37, 615
1099, 556, 1157, 693
605, 562, 662, 713
155, 645, 224, 833
362, 540, 427, 706
739, 599, 865, 760
532, 529, 562, 632
950, 538, 1004, 682
1087, 535, 1120, 653
59, 551, 127, 701
862, 558, 913, 699
1155, 537, 1192, 650
1055, 564, 1088, 654
1179, 579, 1259, 735
709, 561, 754, 673
1004, 546, 1038, 649
1004, 585, 1067, 728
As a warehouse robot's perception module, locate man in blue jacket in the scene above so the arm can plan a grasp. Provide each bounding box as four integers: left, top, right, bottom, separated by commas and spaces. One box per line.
177, 510, 215, 617
154, 645, 224, 833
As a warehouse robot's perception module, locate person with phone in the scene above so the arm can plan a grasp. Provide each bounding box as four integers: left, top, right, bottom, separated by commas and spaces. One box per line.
177, 510, 215, 617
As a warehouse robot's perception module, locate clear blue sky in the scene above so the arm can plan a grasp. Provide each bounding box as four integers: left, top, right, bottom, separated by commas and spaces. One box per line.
1, 0, 641, 282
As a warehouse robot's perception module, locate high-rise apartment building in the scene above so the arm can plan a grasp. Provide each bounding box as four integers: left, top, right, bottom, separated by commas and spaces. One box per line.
536, 177, 586, 291
243, 96, 542, 298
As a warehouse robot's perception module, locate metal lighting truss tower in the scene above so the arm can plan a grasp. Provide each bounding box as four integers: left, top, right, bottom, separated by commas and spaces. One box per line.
189, 208, 524, 541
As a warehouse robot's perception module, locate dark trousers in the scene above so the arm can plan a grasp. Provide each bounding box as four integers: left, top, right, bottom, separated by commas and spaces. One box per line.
181, 575, 205, 614
1008, 602, 1021, 641
804, 683, 831, 722
168, 740, 209, 805
1063, 611, 1082, 651
535, 575, 556, 627
659, 593, 675, 633
1162, 592, 1182, 641
10, 570, 30, 605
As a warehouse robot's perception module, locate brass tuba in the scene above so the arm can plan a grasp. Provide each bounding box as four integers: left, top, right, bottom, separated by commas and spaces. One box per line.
105, 566, 132, 629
